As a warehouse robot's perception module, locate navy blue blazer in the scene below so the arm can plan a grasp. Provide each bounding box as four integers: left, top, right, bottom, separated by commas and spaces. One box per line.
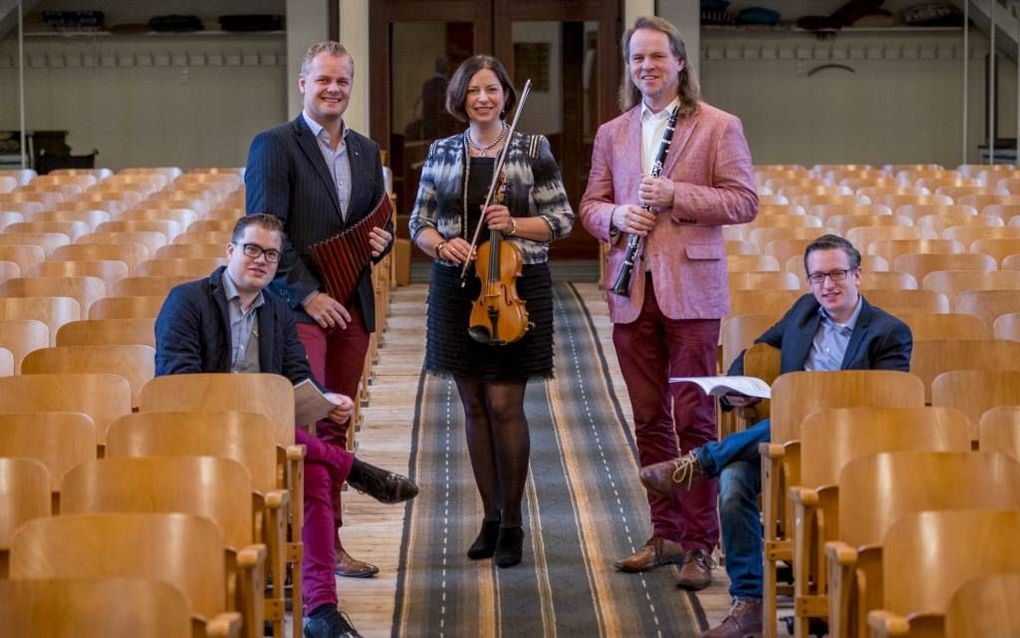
244, 115, 392, 332
154, 267, 317, 386
728, 293, 913, 376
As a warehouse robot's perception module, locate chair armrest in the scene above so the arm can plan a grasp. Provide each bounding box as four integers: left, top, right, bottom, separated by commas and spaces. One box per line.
825, 540, 858, 638
867, 610, 910, 638
792, 487, 820, 599
203, 612, 243, 638
235, 544, 267, 638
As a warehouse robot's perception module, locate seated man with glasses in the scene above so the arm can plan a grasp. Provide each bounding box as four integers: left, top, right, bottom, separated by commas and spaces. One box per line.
638, 233, 911, 638
155, 213, 417, 638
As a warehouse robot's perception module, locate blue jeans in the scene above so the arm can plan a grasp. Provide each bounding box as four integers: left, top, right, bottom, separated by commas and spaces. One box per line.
694, 419, 770, 599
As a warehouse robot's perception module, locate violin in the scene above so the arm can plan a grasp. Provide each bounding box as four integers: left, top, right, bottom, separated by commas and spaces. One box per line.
468, 175, 530, 345
459, 79, 534, 346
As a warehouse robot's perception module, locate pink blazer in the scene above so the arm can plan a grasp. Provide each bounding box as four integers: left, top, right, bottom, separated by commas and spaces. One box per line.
580, 101, 758, 324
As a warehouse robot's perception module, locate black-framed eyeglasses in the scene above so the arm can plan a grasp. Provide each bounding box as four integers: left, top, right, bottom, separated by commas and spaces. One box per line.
237, 243, 281, 263
806, 268, 856, 285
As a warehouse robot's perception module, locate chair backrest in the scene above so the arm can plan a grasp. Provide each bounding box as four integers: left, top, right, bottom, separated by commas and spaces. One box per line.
172, 230, 232, 245
55, 318, 155, 347
135, 258, 224, 278
31, 208, 110, 229
88, 295, 166, 320
879, 510, 1020, 618
945, 573, 1020, 638
911, 340, 1020, 402
867, 238, 965, 263
896, 312, 991, 340
0, 297, 79, 345
830, 214, 911, 235
0, 232, 70, 256
728, 271, 801, 291
922, 269, 1020, 299
894, 203, 976, 224
799, 407, 971, 489
992, 312, 1020, 340
0, 244, 45, 273
945, 224, 1020, 247
106, 410, 278, 494
26, 259, 129, 288
979, 406, 1020, 460
96, 219, 180, 241
0, 260, 19, 285
749, 226, 834, 249
771, 371, 925, 445
726, 254, 780, 272
858, 271, 917, 290
932, 369, 1020, 439
112, 275, 193, 297
892, 252, 997, 285
0, 412, 96, 492
744, 342, 782, 385
0, 319, 48, 372
720, 314, 780, 372
0, 457, 50, 571
971, 237, 1020, 264
140, 373, 295, 446
729, 290, 803, 316
62, 456, 253, 548
860, 289, 950, 314
154, 243, 227, 260
954, 289, 1020, 326
77, 231, 167, 257
0, 577, 191, 638
10, 512, 228, 621
0, 276, 106, 319
50, 242, 149, 273
847, 225, 933, 254
5, 220, 89, 242
21, 345, 155, 409
0, 374, 130, 446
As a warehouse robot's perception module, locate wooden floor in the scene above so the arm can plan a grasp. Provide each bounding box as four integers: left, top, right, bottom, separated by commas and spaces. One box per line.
337, 283, 790, 637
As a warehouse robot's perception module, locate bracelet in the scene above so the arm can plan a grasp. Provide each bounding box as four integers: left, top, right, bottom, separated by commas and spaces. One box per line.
507, 217, 517, 237
435, 240, 447, 259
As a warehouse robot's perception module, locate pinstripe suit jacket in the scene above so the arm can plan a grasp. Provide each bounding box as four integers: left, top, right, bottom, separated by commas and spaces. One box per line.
580, 101, 758, 324
244, 115, 390, 332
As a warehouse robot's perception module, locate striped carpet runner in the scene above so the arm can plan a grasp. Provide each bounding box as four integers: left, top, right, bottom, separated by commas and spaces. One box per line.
392, 283, 706, 637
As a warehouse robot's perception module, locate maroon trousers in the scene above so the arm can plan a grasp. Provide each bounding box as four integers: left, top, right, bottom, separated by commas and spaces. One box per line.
611, 274, 721, 551
296, 300, 372, 553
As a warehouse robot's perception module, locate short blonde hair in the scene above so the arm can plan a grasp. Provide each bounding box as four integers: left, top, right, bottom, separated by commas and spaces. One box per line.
300, 41, 352, 77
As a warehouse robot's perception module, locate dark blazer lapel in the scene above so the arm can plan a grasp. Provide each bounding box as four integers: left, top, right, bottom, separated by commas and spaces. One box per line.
256, 300, 275, 373
291, 116, 343, 218
208, 270, 233, 369
344, 135, 372, 226
790, 303, 822, 370
661, 107, 699, 177
840, 298, 872, 369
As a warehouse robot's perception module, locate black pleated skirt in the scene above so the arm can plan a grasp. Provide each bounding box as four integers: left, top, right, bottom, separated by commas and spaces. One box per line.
425, 261, 554, 381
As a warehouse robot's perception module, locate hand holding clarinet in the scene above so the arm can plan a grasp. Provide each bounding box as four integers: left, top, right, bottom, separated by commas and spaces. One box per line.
610, 104, 680, 296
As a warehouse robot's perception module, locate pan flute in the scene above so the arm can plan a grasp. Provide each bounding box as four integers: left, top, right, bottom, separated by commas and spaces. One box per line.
310, 194, 393, 304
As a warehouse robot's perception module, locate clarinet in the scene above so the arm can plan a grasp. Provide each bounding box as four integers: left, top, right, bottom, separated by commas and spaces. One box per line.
610, 104, 680, 296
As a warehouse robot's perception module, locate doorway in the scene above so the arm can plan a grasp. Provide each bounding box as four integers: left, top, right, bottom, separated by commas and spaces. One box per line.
370, 0, 622, 259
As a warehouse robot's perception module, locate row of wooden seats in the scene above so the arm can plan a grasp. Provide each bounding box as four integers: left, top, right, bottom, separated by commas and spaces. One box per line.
732, 356, 1020, 637
0, 373, 307, 638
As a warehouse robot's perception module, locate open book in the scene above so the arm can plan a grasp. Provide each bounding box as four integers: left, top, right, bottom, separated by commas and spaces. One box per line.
667, 376, 771, 399
294, 378, 343, 425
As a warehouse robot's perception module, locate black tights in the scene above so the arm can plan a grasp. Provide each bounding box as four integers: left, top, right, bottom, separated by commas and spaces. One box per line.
456, 378, 530, 527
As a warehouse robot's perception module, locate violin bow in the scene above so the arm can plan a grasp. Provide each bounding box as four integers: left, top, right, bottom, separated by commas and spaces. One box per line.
459, 79, 533, 285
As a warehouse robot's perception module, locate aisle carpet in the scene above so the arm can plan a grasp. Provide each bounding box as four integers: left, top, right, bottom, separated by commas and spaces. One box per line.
393, 282, 707, 638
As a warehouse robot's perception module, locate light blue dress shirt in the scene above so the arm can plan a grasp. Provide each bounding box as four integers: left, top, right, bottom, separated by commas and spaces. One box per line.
302, 110, 352, 219
803, 297, 863, 372
222, 270, 264, 373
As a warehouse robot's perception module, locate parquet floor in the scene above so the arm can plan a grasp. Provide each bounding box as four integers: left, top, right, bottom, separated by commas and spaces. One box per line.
335, 283, 790, 637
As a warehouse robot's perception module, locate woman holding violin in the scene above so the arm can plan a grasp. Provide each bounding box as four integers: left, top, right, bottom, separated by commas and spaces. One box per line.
409, 55, 573, 568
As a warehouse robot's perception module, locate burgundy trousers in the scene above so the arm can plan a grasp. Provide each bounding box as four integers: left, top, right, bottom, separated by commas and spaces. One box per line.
296, 426, 355, 611
611, 274, 721, 551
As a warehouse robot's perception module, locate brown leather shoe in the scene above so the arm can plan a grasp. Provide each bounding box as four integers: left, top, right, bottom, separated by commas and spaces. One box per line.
639, 452, 706, 497
613, 536, 685, 573
702, 598, 763, 638
335, 549, 379, 578
676, 548, 714, 591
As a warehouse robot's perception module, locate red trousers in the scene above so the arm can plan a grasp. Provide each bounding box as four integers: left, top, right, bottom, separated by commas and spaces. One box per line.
611, 274, 721, 551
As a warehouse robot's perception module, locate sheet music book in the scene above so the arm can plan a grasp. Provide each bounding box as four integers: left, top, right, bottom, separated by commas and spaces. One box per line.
294, 378, 342, 425
667, 376, 771, 399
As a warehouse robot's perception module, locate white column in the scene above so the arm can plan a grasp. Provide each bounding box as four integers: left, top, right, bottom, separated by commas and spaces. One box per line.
657, 0, 701, 80
338, 0, 371, 135
286, 0, 330, 119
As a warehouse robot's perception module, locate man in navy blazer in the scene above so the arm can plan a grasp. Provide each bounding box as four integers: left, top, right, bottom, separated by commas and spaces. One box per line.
640, 234, 912, 638
244, 40, 393, 578
155, 214, 416, 638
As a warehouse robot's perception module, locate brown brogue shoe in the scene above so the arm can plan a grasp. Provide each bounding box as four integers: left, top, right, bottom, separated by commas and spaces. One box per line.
639, 452, 706, 497
613, 536, 685, 573
702, 598, 763, 638
676, 548, 714, 591
334, 549, 379, 578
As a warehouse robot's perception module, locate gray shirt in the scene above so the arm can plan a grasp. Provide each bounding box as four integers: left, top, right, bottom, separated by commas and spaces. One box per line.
803, 297, 863, 372
222, 270, 264, 373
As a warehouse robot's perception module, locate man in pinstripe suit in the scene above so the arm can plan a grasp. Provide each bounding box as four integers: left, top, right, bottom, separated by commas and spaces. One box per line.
244, 41, 394, 591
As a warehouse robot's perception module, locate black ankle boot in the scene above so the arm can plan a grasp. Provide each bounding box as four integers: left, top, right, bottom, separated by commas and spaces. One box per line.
494, 526, 524, 568
467, 518, 501, 560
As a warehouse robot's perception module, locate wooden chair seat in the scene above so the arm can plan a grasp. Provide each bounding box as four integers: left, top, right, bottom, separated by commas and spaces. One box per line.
0, 457, 51, 578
